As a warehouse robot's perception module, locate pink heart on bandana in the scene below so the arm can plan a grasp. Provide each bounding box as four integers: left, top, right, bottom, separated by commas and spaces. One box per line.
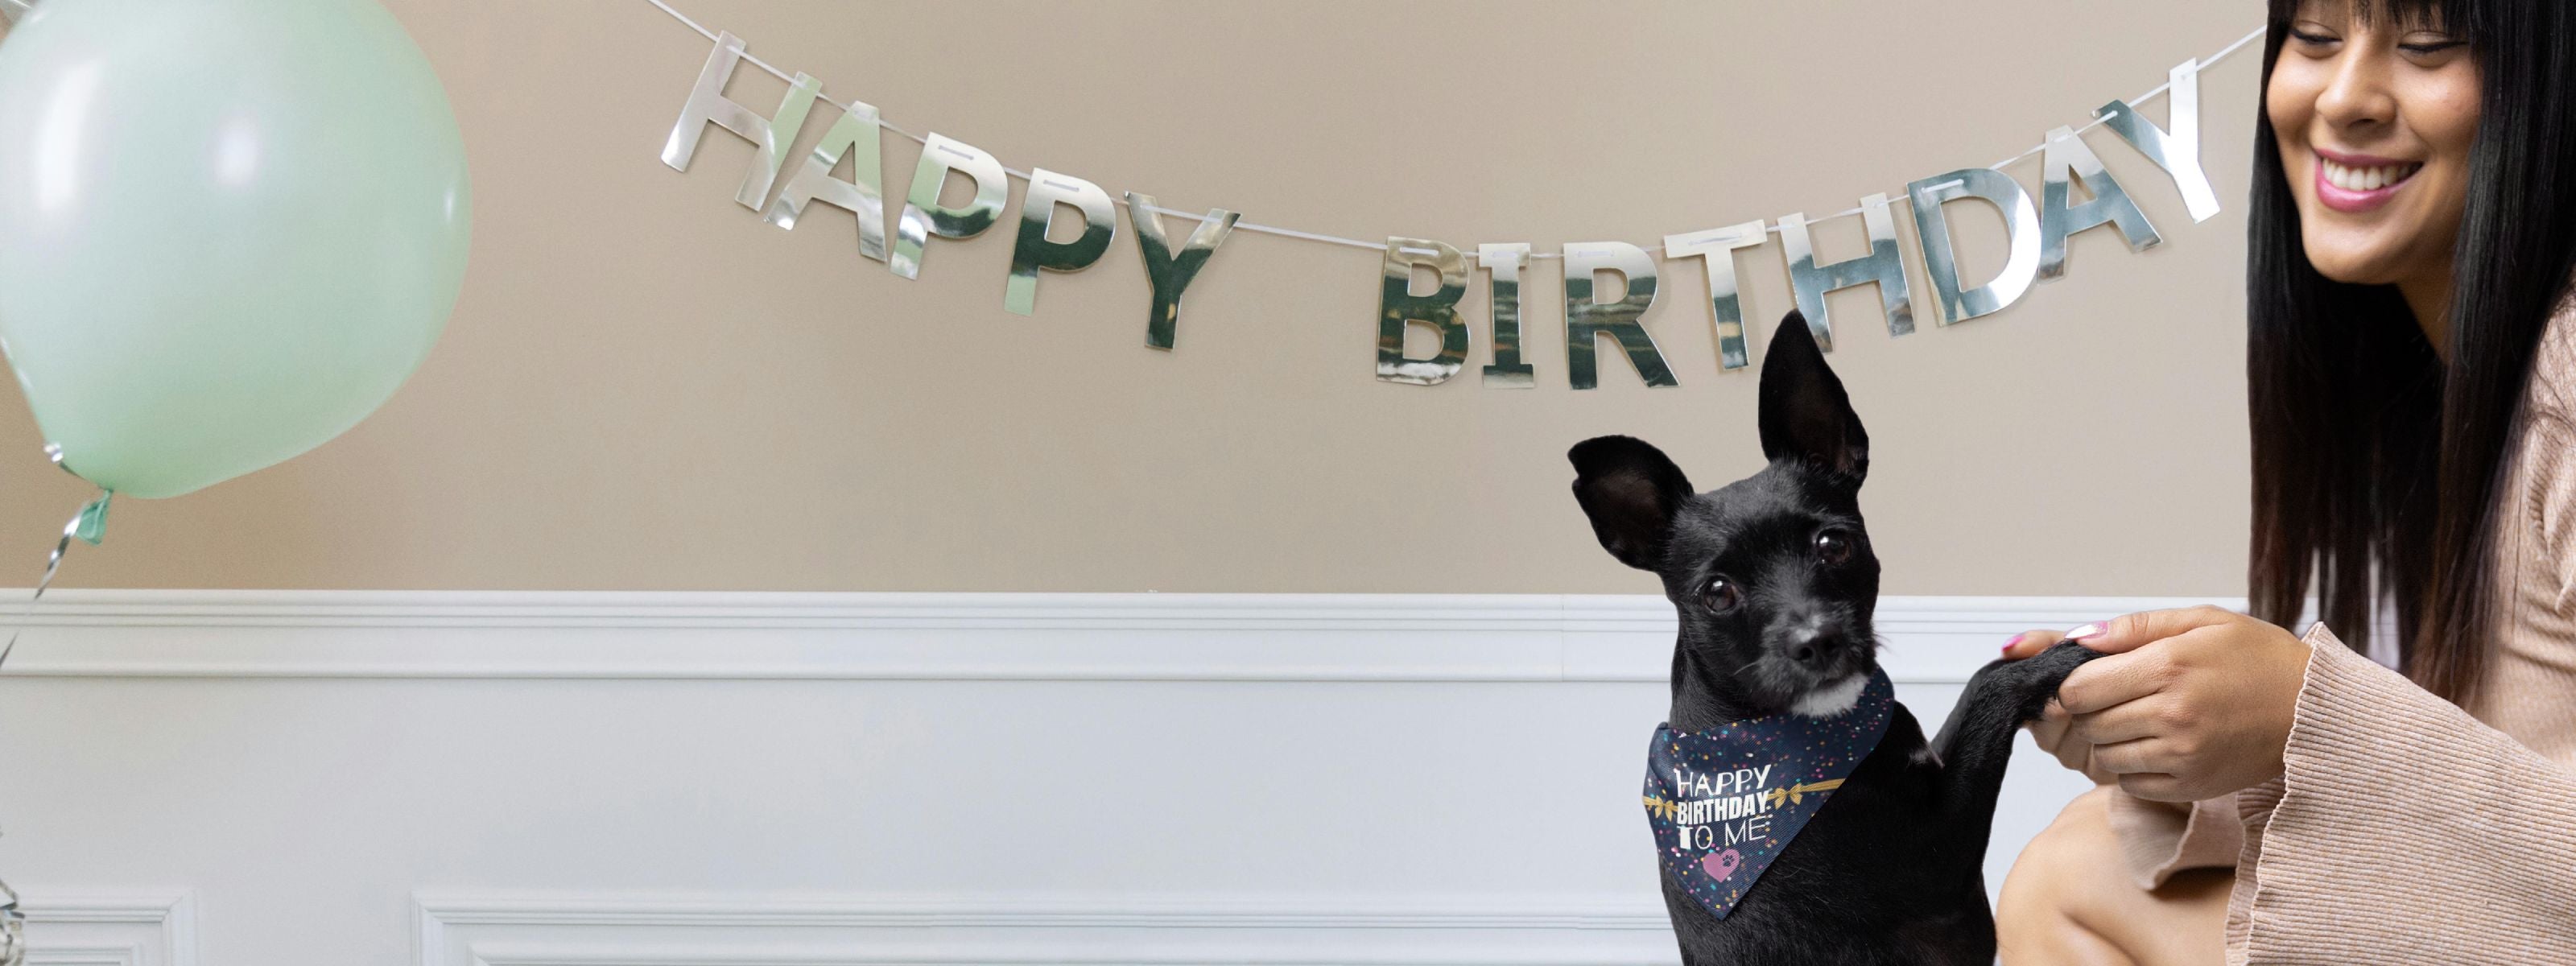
1701, 848, 1744, 880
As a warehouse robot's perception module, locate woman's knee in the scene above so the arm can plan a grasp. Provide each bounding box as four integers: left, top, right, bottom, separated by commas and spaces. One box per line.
2007, 787, 2122, 890
1999, 786, 2234, 965
1997, 787, 2125, 946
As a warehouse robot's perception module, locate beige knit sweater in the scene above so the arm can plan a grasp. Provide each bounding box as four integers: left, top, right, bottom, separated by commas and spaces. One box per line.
2108, 294, 2576, 964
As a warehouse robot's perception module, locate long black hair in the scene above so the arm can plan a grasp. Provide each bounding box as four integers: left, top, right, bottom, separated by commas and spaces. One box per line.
2247, 0, 2576, 703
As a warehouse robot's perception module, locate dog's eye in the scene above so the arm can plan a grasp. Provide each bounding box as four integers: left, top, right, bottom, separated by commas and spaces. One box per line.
1700, 578, 1741, 613
1815, 531, 1853, 565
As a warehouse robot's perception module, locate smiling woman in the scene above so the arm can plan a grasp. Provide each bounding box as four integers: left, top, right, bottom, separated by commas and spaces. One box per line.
1992, 0, 2576, 963
2266, 6, 2481, 337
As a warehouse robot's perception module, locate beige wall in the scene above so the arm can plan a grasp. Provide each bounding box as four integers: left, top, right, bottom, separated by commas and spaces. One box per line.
0, 1, 2258, 594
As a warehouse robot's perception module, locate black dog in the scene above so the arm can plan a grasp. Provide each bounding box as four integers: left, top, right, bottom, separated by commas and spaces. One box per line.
1569, 312, 2099, 965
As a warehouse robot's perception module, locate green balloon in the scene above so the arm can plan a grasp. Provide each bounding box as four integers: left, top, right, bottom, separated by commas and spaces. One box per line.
0, 0, 469, 498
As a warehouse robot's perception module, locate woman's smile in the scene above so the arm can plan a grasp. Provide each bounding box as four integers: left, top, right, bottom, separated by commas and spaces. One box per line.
2314, 148, 2424, 212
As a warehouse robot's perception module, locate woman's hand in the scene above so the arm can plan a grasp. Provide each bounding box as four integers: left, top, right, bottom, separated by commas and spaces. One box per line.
2006, 628, 2119, 784
2000, 606, 2312, 802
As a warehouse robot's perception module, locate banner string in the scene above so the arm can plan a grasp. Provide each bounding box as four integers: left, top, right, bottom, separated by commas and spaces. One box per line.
646, 0, 2261, 261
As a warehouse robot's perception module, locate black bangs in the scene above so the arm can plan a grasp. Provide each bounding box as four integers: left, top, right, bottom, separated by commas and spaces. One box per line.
2268, 0, 2470, 35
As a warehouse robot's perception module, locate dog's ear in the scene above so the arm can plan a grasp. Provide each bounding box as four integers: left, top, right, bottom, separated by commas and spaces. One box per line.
1757, 312, 1868, 482
1569, 436, 1694, 571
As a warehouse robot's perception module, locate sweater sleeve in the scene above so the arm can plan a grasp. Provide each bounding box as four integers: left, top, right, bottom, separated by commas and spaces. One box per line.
2106, 790, 2244, 890
2524, 411, 2576, 609
2227, 622, 2576, 963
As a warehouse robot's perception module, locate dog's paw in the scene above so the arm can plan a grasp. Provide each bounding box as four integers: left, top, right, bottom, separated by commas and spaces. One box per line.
1967, 641, 2107, 723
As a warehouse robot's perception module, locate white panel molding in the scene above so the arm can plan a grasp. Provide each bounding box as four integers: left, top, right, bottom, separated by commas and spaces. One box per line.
18, 890, 194, 966
0, 590, 2236, 684
414, 892, 1679, 966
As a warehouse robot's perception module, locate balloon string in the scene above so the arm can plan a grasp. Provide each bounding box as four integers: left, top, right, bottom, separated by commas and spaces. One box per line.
0, 488, 108, 672
0, 871, 17, 966
0, 485, 108, 966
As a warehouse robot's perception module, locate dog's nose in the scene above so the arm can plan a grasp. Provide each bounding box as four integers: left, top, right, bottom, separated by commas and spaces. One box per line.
1786, 633, 1843, 671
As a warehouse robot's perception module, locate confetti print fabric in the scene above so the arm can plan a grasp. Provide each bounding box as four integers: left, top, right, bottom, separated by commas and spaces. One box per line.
1640, 668, 1893, 919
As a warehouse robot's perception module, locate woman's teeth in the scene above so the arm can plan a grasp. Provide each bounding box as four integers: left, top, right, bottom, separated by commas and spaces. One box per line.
2321, 157, 2423, 192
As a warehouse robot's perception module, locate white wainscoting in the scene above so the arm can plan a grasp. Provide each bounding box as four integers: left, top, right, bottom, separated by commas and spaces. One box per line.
0, 591, 2230, 964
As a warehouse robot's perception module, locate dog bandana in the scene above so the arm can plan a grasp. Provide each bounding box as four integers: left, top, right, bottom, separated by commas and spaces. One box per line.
1641, 667, 1894, 919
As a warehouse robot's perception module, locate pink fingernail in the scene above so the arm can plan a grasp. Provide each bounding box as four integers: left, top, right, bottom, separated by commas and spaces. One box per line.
2067, 623, 2105, 640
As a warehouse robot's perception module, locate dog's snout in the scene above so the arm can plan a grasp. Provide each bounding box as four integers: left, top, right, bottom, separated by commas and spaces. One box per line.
1786, 632, 1841, 671
1770, 609, 1856, 673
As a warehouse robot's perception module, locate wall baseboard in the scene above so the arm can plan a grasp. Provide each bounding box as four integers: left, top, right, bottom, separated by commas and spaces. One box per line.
17, 890, 194, 966
415, 892, 1680, 966
0, 590, 2234, 683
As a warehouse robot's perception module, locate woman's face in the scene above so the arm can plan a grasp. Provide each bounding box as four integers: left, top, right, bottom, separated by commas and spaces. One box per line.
2265, 1, 2480, 287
